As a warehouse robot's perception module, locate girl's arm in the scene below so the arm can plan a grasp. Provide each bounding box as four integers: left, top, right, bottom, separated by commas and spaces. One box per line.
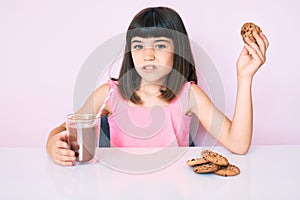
46, 83, 111, 166
189, 32, 269, 154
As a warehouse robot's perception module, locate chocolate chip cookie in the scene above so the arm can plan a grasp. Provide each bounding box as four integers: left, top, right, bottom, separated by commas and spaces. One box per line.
201, 150, 229, 166
213, 164, 240, 177
193, 163, 221, 174
186, 157, 209, 167
187, 149, 240, 177
241, 22, 262, 44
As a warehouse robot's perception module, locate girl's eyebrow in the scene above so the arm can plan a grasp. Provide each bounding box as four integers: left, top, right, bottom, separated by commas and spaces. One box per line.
131, 39, 171, 44
131, 40, 142, 43
154, 39, 171, 43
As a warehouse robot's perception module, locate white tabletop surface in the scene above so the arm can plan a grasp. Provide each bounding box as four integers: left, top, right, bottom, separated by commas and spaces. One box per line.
0, 145, 300, 200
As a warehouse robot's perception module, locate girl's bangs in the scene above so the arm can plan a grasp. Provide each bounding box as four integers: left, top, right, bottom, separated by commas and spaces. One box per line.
128, 27, 174, 40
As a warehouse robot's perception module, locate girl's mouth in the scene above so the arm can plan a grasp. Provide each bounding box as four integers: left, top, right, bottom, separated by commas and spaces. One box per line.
142, 65, 157, 72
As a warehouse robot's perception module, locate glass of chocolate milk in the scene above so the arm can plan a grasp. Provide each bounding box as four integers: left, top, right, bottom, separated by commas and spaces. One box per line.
66, 114, 100, 164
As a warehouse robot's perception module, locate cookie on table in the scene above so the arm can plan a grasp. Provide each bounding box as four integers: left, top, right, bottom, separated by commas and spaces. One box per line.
193, 163, 221, 174
186, 157, 209, 167
213, 164, 240, 177
240, 22, 262, 44
201, 150, 229, 166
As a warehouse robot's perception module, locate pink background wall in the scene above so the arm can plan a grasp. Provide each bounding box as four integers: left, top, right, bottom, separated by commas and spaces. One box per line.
1, 0, 299, 147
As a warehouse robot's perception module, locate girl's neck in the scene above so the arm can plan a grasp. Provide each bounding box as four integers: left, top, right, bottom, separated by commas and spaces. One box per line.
138, 78, 166, 95
129, 80, 169, 107
138, 83, 162, 96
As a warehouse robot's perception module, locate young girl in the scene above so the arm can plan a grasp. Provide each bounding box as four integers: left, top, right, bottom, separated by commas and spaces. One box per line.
46, 7, 269, 166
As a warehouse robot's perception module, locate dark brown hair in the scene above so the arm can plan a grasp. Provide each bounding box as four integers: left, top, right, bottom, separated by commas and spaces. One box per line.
116, 7, 198, 104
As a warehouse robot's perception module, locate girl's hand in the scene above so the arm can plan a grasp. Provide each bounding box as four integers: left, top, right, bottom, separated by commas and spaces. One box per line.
47, 131, 76, 166
236, 31, 269, 80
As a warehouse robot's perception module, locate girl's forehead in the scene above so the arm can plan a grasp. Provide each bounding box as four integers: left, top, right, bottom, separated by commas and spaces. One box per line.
131, 36, 173, 43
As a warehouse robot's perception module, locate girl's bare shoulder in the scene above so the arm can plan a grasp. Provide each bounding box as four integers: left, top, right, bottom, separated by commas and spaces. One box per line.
95, 83, 111, 96
188, 83, 212, 109
189, 83, 207, 97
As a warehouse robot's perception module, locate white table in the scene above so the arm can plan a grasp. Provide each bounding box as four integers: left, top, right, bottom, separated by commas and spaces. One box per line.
0, 145, 299, 200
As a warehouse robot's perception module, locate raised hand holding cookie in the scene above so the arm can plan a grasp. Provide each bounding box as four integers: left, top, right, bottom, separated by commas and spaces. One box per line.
237, 22, 269, 80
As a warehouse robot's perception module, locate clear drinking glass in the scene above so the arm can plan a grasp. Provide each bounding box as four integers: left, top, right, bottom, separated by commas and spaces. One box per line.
66, 113, 100, 164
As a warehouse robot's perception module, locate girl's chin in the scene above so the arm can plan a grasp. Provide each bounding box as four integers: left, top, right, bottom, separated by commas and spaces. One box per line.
140, 76, 167, 85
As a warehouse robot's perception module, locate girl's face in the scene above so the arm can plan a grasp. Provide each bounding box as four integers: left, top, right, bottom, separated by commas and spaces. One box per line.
130, 36, 174, 85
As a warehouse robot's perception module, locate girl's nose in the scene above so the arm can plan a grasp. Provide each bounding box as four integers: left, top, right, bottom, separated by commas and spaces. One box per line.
143, 47, 155, 61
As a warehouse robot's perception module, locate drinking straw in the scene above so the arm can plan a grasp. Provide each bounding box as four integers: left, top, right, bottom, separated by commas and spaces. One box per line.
96, 88, 114, 118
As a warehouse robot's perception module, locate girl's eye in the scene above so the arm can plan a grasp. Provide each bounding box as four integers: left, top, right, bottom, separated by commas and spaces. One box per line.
132, 45, 143, 50
155, 44, 166, 49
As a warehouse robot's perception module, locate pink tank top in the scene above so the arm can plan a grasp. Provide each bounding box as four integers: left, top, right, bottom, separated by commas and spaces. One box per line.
107, 80, 192, 147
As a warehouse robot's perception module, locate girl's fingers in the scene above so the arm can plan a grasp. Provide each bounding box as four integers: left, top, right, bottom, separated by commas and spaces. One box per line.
57, 130, 68, 142
57, 153, 76, 162
253, 32, 266, 54
55, 140, 69, 149
53, 140, 76, 165
244, 43, 265, 65
260, 32, 269, 49
239, 45, 250, 56
245, 36, 264, 61
253, 31, 269, 57
53, 149, 76, 165
55, 147, 75, 157
48, 131, 76, 166
53, 159, 74, 166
